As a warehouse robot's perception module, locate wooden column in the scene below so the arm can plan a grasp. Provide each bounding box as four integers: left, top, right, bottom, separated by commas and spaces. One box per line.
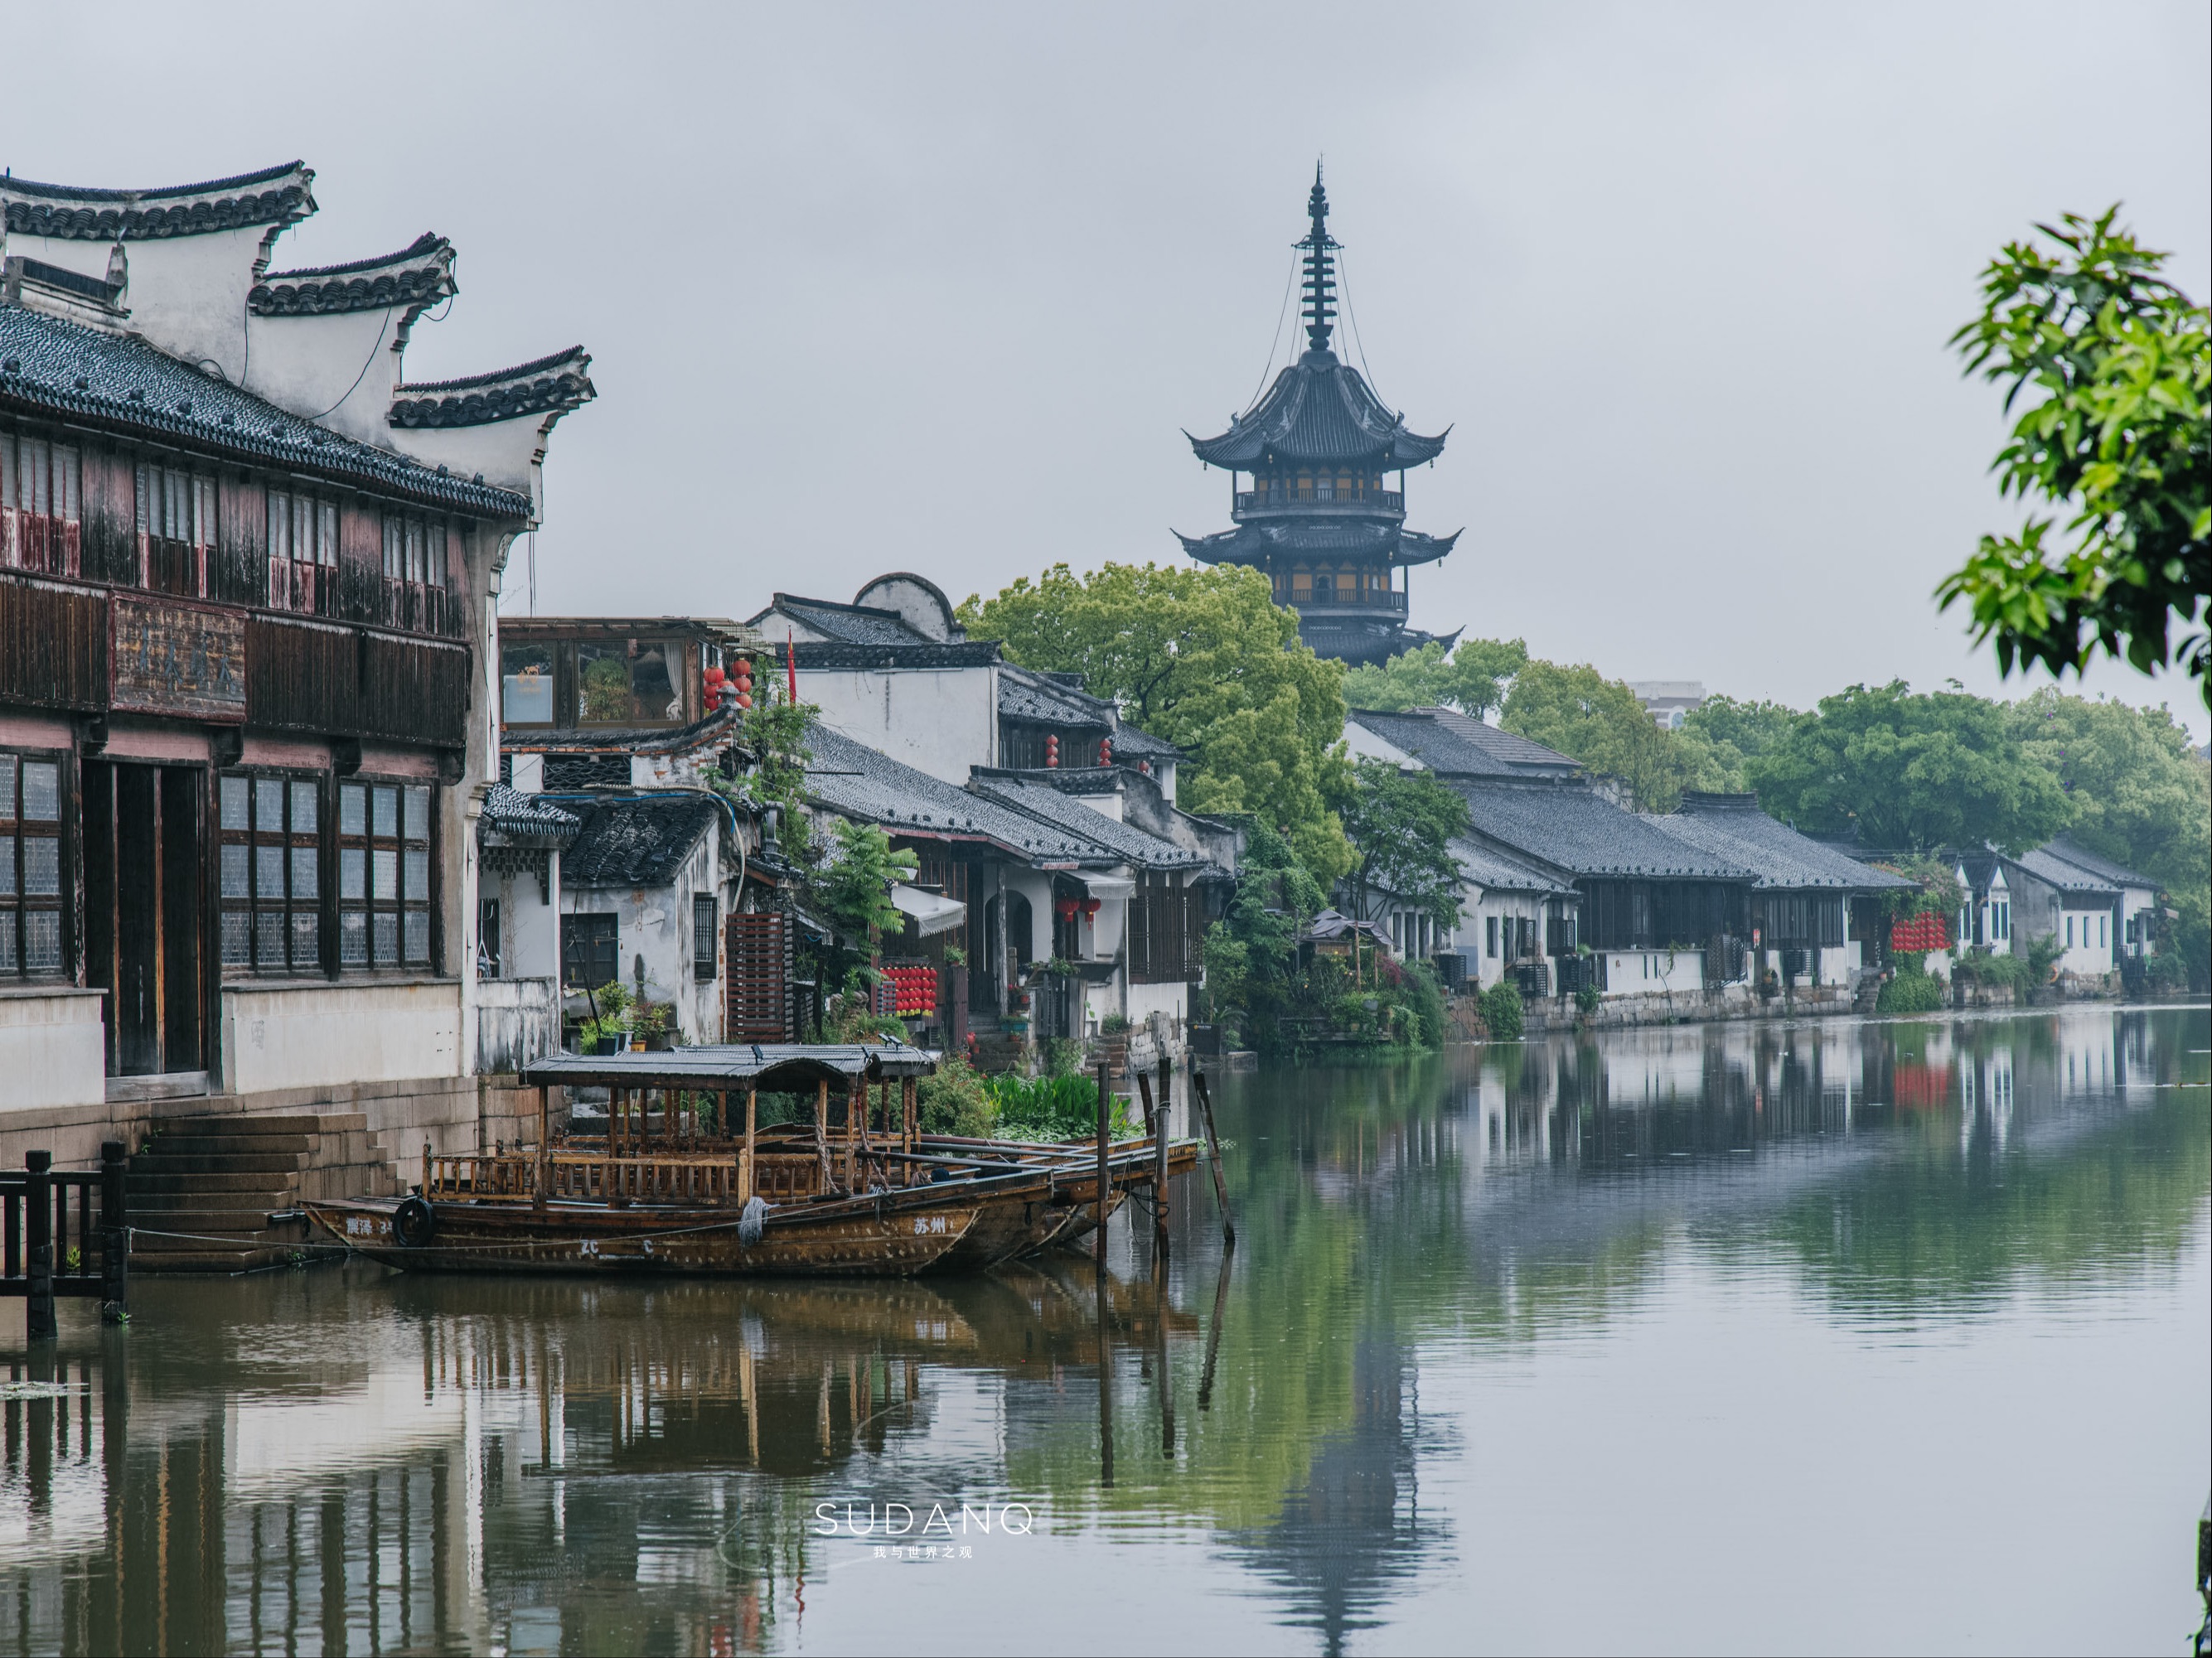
1094, 1060, 1111, 1264
846, 1078, 864, 1189
534, 1085, 549, 1211
1153, 1052, 1172, 1264
814, 1079, 833, 1194
903, 1076, 917, 1169
743, 1088, 758, 1204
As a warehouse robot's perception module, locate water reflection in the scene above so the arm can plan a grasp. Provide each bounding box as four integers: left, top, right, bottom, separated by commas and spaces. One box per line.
1, 1007, 2204, 1656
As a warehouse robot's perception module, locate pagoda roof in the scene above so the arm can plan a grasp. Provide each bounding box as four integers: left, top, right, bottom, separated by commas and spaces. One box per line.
1176, 519, 1458, 568
1188, 348, 1447, 471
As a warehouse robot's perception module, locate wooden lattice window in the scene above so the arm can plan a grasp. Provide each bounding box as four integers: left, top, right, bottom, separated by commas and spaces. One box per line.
724, 911, 790, 1041
337, 780, 434, 970
0, 752, 65, 979
219, 772, 323, 975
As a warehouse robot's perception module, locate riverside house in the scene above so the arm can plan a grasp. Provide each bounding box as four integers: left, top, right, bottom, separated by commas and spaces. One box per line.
0, 162, 591, 1165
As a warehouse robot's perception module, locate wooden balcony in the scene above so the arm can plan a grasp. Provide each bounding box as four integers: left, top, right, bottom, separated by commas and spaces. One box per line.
1283, 588, 1407, 614
1236, 487, 1402, 515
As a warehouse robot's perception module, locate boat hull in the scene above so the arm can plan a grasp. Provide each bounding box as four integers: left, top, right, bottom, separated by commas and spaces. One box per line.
305, 1195, 981, 1278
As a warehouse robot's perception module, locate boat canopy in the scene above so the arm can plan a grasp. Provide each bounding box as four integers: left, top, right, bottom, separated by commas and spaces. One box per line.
524, 1043, 939, 1093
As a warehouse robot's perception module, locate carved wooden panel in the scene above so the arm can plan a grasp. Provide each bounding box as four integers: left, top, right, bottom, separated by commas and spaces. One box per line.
110, 595, 246, 721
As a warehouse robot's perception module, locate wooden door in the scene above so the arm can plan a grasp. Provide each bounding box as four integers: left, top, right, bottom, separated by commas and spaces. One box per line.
83, 761, 204, 1076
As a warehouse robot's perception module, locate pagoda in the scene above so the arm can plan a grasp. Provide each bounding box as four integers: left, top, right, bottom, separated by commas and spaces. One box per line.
1177, 169, 1460, 667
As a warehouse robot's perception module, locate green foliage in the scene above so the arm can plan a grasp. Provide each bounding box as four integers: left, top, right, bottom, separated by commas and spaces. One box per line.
818, 818, 918, 940
1337, 757, 1470, 928
577, 981, 668, 1050
1671, 695, 1803, 795
1341, 636, 1529, 720
958, 562, 1356, 883
2006, 687, 2210, 976
984, 1071, 1132, 1142
1202, 820, 1324, 1038
1479, 979, 1525, 1041
917, 1053, 995, 1137
1745, 681, 2072, 852
1502, 659, 1697, 810
1877, 968, 1948, 1014
1955, 948, 2031, 993
1575, 984, 1601, 1017
1939, 207, 2210, 708
1874, 852, 1967, 921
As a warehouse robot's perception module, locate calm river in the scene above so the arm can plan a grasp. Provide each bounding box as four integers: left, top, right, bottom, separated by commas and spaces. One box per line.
3, 1006, 2207, 1656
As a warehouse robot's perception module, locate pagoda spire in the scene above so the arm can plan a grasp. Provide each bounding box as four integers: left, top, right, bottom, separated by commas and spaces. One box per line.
1298, 162, 1339, 354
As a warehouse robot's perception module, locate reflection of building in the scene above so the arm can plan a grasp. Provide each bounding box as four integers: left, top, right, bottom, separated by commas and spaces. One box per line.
0, 161, 588, 1164
1178, 171, 1460, 668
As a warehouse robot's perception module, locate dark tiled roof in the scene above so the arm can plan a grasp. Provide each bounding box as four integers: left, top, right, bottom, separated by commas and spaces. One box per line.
250, 233, 454, 317
1448, 836, 1576, 896
968, 772, 1203, 869
1178, 519, 1459, 568
804, 723, 1108, 864
1, 162, 314, 241
560, 797, 719, 887
0, 304, 531, 517
1455, 781, 1753, 879
1644, 797, 1914, 891
503, 707, 734, 754
1349, 708, 1581, 778
1188, 348, 1446, 470
2039, 836, 2160, 891
389, 346, 593, 430
478, 784, 582, 841
999, 665, 1111, 729
2004, 844, 2121, 898
758, 595, 941, 645
789, 640, 1004, 669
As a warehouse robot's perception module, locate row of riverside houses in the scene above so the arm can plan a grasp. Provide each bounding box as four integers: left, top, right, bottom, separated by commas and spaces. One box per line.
0, 162, 593, 1169
1342, 704, 2176, 1017
480, 576, 1237, 1075
1342, 705, 1919, 1021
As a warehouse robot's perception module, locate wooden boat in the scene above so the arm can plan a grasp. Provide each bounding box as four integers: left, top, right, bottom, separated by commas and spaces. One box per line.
303, 1044, 1198, 1278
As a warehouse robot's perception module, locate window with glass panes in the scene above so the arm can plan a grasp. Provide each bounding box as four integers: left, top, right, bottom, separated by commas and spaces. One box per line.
219, 773, 323, 974
0, 752, 65, 979
338, 780, 434, 969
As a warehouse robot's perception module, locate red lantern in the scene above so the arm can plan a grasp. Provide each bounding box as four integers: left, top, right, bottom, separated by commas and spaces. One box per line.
1097, 737, 1112, 765
1082, 897, 1101, 919
736, 691, 752, 709
1054, 897, 1079, 921
1046, 734, 1060, 768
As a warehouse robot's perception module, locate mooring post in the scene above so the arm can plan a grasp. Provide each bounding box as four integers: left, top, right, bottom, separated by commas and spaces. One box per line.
99, 1141, 127, 1322
1135, 1072, 1155, 1138
1154, 1052, 1173, 1264
1095, 1260, 1116, 1487
534, 1087, 551, 1211
814, 1079, 833, 1194
1198, 1236, 1233, 1411
25, 1151, 55, 1341
903, 1076, 917, 1176
1193, 1071, 1236, 1245
1094, 1060, 1111, 1264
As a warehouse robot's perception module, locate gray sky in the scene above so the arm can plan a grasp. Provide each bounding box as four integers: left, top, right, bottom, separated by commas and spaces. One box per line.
13, 2, 2210, 737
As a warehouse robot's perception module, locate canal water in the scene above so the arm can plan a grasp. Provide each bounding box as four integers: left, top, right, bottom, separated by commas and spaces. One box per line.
2, 1006, 2206, 1656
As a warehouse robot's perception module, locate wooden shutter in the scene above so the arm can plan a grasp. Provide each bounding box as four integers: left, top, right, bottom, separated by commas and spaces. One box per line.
725, 911, 790, 1042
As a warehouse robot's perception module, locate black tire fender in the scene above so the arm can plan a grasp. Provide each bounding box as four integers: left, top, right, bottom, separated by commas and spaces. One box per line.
394, 1196, 436, 1249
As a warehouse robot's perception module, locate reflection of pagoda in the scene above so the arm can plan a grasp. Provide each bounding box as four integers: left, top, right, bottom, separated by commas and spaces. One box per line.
1179, 168, 1460, 667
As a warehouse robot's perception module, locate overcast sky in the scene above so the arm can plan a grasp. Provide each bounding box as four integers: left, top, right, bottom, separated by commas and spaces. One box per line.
12, 2, 2210, 737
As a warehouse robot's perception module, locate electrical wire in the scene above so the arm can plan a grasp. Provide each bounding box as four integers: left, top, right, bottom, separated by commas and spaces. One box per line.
1242, 249, 1300, 414
298, 309, 392, 423
1338, 251, 1389, 410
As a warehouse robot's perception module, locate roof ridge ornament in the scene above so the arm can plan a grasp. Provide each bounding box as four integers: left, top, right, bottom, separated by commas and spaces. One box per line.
1298, 161, 1339, 354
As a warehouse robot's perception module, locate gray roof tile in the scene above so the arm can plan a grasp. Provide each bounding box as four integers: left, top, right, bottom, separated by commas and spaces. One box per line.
803, 723, 1108, 865
968, 772, 1204, 870
1643, 796, 1915, 891
1455, 781, 1753, 879
560, 797, 719, 887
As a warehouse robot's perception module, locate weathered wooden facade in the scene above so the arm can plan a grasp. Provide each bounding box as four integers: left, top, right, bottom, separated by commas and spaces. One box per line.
0, 162, 591, 1162
1178, 169, 1461, 667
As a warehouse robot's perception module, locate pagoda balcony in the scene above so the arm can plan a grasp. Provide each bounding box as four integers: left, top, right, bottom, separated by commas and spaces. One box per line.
1284, 589, 1407, 615
1236, 487, 1402, 515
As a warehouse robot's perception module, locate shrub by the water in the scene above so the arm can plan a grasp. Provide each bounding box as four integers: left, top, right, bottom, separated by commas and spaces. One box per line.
1877, 969, 1947, 1014
984, 1071, 1136, 1141
917, 1053, 995, 1137
1479, 979, 1525, 1041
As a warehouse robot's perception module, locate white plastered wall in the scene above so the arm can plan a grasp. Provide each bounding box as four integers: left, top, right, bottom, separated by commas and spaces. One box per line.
0, 990, 107, 1111
806, 666, 998, 785
221, 982, 462, 1096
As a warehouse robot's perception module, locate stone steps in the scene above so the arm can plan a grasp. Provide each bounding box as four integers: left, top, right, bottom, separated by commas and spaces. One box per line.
128, 1109, 395, 1274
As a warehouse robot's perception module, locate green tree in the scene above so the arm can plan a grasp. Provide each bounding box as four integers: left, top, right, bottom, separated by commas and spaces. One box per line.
1745, 681, 2071, 852
1939, 207, 2211, 708
1342, 636, 1529, 719
2006, 687, 2210, 976
1501, 659, 1692, 810
1338, 758, 1470, 927
1670, 694, 1802, 792
959, 563, 1355, 882
818, 818, 918, 940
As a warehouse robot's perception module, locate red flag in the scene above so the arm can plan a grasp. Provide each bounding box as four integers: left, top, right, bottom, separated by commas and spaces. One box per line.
785, 629, 797, 704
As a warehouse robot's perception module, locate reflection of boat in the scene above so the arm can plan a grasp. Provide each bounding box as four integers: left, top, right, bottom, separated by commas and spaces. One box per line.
304, 1045, 1195, 1277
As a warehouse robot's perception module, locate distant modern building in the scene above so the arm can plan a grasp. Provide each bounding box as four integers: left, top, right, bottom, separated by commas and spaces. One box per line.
1627, 681, 1707, 728
1177, 170, 1460, 667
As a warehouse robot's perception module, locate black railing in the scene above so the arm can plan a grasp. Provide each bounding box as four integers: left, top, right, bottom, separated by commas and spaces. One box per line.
0, 1146, 128, 1337
1237, 488, 1402, 513
1284, 589, 1406, 613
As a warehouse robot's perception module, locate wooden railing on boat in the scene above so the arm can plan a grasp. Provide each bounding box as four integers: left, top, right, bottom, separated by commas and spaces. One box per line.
424, 1148, 828, 1208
